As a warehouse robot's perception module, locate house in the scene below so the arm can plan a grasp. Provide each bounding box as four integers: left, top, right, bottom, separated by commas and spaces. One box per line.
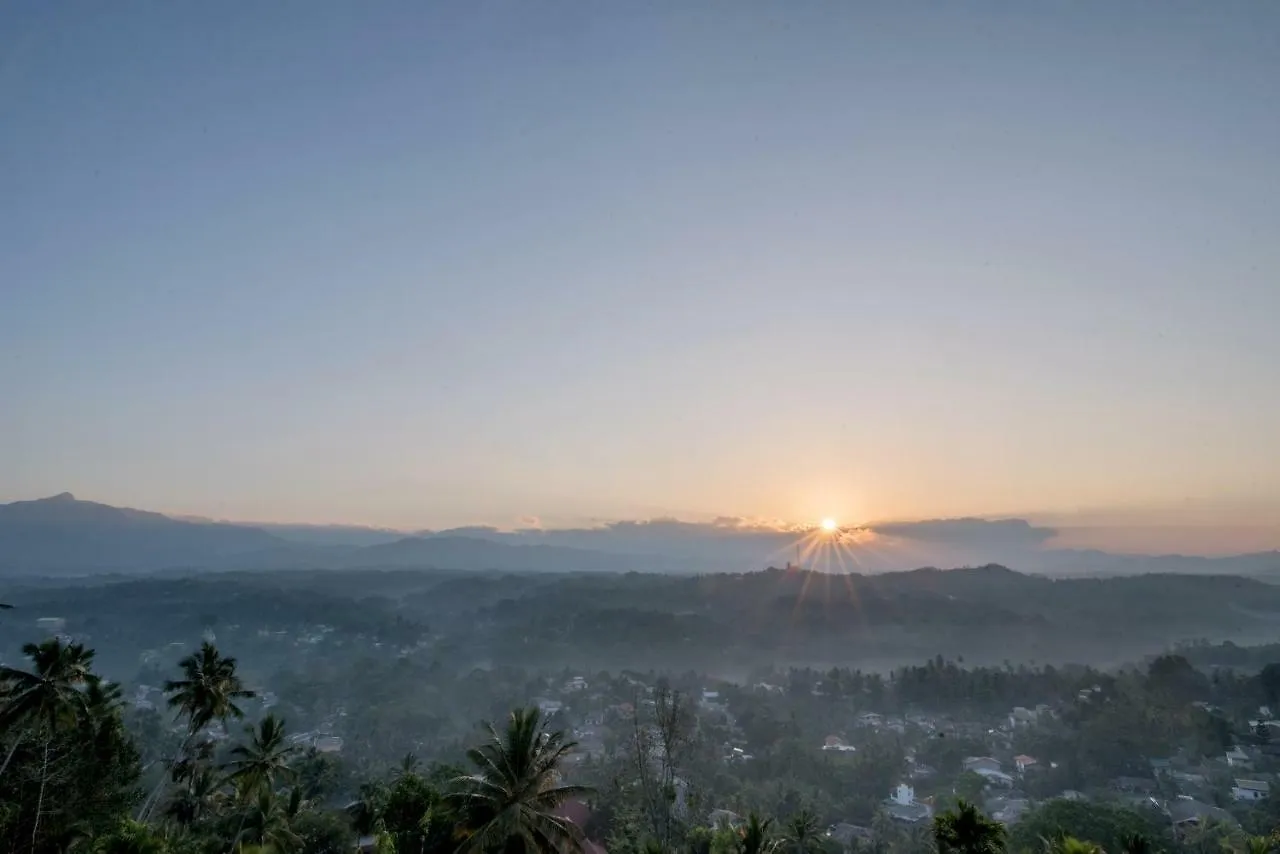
883, 802, 932, 824
858, 712, 884, 727
1014, 755, 1038, 773
1169, 771, 1207, 788
1225, 747, 1254, 769
823, 735, 857, 753
974, 768, 1015, 787
827, 824, 873, 846
1167, 798, 1236, 831
536, 699, 565, 715
564, 677, 588, 692
1232, 779, 1270, 802
1009, 707, 1038, 727
314, 735, 343, 753
882, 784, 933, 824
963, 757, 1002, 775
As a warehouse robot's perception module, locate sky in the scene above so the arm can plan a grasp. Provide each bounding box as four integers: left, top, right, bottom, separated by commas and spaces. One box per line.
2, 3, 1278, 552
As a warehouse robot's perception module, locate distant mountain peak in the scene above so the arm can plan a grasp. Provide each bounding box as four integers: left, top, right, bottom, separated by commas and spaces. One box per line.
46, 492, 77, 502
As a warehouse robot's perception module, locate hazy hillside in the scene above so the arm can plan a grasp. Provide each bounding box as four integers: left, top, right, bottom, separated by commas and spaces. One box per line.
0, 493, 283, 573
6, 564, 1280, 676
347, 534, 661, 572
3, 494, 1279, 580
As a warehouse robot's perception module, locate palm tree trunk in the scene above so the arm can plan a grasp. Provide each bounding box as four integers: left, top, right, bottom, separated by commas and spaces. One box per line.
0, 728, 26, 781
30, 739, 50, 852
139, 729, 195, 820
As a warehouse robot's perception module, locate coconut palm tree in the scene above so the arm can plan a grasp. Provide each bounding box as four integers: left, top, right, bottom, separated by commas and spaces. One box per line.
164, 642, 255, 736
0, 637, 96, 732
397, 751, 421, 778
0, 638, 97, 778
233, 789, 302, 853
165, 765, 221, 827
933, 800, 1005, 854
142, 642, 254, 819
94, 818, 169, 854
739, 813, 780, 854
783, 810, 822, 854
1121, 833, 1152, 854
223, 714, 299, 798
1042, 837, 1102, 854
1243, 836, 1277, 854
347, 780, 388, 838
453, 707, 593, 854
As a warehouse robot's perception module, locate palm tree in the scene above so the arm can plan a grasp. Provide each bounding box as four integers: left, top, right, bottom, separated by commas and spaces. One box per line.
783, 810, 822, 854
142, 642, 254, 819
1042, 838, 1102, 854
165, 766, 221, 827
94, 818, 169, 854
347, 781, 388, 838
739, 813, 779, 854
1251, 837, 1276, 854
397, 751, 421, 778
0, 638, 97, 778
933, 800, 1005, 854
233, 789, 302, 854
164, 642, 255, 736
0, 638, 96, 731
223, 714, 299, 798
453, 707, 593, 854
1121, 833, 1152, 854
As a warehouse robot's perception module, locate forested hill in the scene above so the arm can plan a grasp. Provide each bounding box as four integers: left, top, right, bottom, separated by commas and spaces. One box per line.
4, 565, 1279, 679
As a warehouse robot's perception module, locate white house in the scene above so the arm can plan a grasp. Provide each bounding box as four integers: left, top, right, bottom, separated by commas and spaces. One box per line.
891, 784, 915, 807
1232, 779, 1270, 802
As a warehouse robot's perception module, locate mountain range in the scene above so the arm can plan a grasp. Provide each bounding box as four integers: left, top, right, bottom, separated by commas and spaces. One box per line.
1, 493, 1278, 579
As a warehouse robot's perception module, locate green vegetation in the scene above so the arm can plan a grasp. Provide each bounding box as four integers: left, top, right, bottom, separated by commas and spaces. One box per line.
7, 567, 1280, 854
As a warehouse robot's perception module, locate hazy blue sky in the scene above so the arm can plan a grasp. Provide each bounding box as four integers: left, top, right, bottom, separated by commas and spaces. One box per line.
3, 3, 1278, 546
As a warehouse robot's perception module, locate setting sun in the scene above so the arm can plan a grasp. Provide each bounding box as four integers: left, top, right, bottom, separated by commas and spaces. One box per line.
821, 518, 838, 532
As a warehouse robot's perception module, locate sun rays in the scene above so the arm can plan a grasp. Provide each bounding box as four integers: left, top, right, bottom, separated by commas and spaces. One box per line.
763, 520, 898, 623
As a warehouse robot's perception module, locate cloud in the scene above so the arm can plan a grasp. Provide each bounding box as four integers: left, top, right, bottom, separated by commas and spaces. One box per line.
868, 517, 1058, 550
427, 515, 1060, 573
